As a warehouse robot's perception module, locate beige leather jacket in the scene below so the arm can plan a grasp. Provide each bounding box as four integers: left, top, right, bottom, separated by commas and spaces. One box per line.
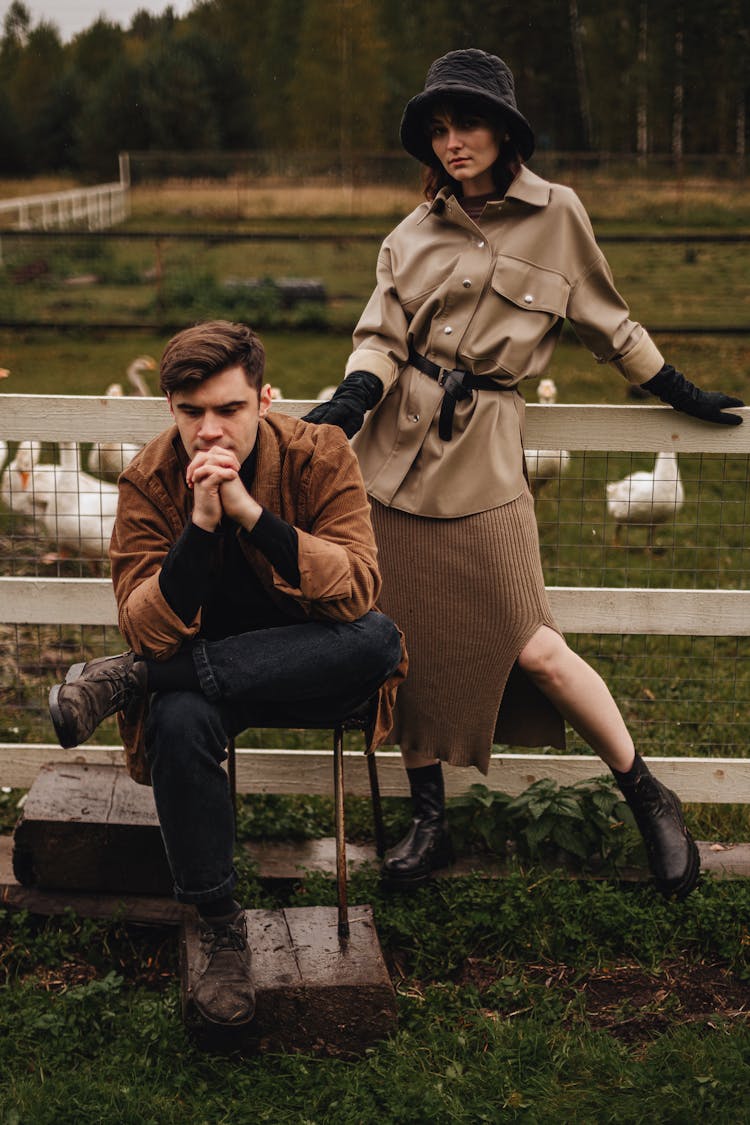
349, 166, 664, 517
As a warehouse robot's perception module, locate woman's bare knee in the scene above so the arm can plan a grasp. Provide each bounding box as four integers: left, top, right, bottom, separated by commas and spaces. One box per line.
517, 626, 568, 687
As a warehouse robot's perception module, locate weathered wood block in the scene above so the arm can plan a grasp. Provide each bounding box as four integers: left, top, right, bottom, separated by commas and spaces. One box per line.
12, 762, 172, 895
181, 905, 397, 1056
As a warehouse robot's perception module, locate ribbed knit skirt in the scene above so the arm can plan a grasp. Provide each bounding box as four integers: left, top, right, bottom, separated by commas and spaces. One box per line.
370, 490, 566, 774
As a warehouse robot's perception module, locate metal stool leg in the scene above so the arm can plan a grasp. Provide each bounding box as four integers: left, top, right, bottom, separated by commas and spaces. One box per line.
333, 722, 349, 940
366, 752, 387, 858
227, 736, 237, 841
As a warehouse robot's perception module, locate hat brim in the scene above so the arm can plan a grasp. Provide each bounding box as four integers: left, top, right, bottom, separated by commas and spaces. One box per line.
400, 85, 535, 164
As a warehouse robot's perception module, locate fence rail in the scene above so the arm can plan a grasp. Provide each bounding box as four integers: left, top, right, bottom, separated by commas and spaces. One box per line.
0, 183, 129, 232
0, 394, 748, 801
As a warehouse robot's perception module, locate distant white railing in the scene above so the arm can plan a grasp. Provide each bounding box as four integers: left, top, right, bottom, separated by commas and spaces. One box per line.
0, 182, 129, 232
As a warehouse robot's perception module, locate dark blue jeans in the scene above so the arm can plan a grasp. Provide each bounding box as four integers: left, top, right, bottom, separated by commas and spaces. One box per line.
145, 611, 402, 905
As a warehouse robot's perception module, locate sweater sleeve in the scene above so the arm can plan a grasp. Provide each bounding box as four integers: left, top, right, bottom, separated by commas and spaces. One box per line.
242, 508, 300, 587
158, 521, 223, 626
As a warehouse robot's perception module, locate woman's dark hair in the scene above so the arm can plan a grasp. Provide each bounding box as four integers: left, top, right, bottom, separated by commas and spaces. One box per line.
160, 320, 266, 396
420, 98, 523, 200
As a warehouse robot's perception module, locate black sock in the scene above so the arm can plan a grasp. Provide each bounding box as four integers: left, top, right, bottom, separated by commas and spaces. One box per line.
198, 896, 240, 920
142, 650, 201, 694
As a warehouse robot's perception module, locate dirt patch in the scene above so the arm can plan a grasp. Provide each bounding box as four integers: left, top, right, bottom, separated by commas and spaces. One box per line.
573, 960, 750, 1043
456, 956, 750, 1044
9, 926, 178, 993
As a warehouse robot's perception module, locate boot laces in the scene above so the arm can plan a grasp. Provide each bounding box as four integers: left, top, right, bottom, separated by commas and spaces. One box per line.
89, 661, 137, 712
200, 918, 247, 958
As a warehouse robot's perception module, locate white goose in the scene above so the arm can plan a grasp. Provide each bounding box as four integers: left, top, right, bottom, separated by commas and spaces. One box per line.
4, 440, 119, 562
1, 440, 43, 520
606, 451, 685, 549
87, 355, 156, 477
525, 377, 571, 493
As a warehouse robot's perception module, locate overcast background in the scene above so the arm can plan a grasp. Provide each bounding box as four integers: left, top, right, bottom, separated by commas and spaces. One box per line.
0, 1, 194, 42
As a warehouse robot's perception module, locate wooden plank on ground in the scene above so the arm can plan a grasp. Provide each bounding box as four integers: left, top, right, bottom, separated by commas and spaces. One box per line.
2, 834, 747, 930
0, 837, 184, 924
12, 762, 172, 894
0, 746, 749, 803
241, 837, 750, 881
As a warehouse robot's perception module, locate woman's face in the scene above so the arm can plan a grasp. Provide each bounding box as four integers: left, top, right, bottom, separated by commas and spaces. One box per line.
429, 107, 502, 196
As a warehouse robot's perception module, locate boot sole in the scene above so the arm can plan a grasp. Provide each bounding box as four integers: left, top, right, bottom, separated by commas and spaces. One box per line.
380, 842, 454, 892
48, 662, 87, 749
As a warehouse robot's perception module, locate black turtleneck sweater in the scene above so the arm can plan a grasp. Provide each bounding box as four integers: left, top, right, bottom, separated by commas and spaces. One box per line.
157, 444, 301, 639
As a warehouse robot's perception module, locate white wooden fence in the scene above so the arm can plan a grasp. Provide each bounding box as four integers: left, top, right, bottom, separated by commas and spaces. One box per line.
1, 392, 748, 803
0, 183, 129, 232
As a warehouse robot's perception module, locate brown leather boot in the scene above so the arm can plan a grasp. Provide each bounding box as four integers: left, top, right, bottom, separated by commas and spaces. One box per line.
193, 908, 256, 1026
48, 651, 147, 748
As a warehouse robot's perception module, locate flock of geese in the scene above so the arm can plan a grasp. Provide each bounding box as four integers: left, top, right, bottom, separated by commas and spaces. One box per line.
0, 366, 685, 565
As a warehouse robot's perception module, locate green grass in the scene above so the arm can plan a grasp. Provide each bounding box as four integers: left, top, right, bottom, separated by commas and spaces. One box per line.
1, 873, 750, 1122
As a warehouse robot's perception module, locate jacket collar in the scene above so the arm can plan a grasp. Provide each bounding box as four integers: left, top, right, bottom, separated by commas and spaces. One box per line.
504, 165, 552, 206
421, 164, 551, 223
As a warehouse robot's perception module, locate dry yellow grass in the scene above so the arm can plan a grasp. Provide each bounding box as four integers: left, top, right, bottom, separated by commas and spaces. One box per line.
130, 173, 750, 225
130, 177, 421, 219
0, 175, 79, 200
3, 169, 750, 224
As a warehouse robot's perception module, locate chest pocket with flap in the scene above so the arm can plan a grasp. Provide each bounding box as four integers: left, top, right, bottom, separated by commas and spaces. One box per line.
490, 256, 570, 316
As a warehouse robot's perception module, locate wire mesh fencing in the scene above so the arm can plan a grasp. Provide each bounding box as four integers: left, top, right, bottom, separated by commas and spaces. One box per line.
0, 439, 748, 756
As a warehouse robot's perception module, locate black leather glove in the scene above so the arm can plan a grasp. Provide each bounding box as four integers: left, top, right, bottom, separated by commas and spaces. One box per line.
303, 371, 383, 438
641, 364, 744, 426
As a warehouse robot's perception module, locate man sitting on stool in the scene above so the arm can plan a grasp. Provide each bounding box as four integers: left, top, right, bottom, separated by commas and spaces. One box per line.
49, 320, 405, 1029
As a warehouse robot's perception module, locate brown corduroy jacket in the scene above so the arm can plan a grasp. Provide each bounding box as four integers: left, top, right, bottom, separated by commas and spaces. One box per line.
109, 411, 407, 784
349, 165, 665, 518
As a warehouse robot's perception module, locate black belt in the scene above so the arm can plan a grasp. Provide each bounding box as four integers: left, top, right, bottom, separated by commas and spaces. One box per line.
408, 347, 506, 440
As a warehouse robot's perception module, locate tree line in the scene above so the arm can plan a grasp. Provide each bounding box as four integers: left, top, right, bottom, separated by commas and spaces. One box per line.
0, 0, 747, 179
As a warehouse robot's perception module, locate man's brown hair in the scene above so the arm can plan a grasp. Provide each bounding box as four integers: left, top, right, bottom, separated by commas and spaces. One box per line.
159, 320, 266, 396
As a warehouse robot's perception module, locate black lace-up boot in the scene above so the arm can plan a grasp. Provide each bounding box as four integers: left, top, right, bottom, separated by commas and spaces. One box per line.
381, 762, 453, 890
613, 753, 700, 901
49, 651, 147, 748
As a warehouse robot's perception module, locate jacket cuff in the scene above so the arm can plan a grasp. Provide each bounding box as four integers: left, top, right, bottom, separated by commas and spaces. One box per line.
345, 348, 399, 392
613, 330, 665, 384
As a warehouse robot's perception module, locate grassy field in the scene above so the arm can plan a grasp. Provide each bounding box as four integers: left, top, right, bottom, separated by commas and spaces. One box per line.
1, 174, 749, 1122
1, 869, 749, 1122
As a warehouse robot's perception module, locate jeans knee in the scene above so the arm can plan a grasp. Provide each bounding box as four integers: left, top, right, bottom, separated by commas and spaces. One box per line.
146, 691, 227, 771
358, 611, 402, 678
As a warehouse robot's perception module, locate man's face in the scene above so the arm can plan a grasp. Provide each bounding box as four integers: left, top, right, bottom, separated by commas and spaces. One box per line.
169, 365, 273, 465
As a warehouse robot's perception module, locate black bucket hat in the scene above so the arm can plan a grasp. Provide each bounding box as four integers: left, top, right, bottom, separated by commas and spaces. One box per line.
400, 48, 535, 164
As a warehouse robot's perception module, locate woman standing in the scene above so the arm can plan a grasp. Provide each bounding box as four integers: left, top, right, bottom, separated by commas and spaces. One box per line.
306, 49, 743, 899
